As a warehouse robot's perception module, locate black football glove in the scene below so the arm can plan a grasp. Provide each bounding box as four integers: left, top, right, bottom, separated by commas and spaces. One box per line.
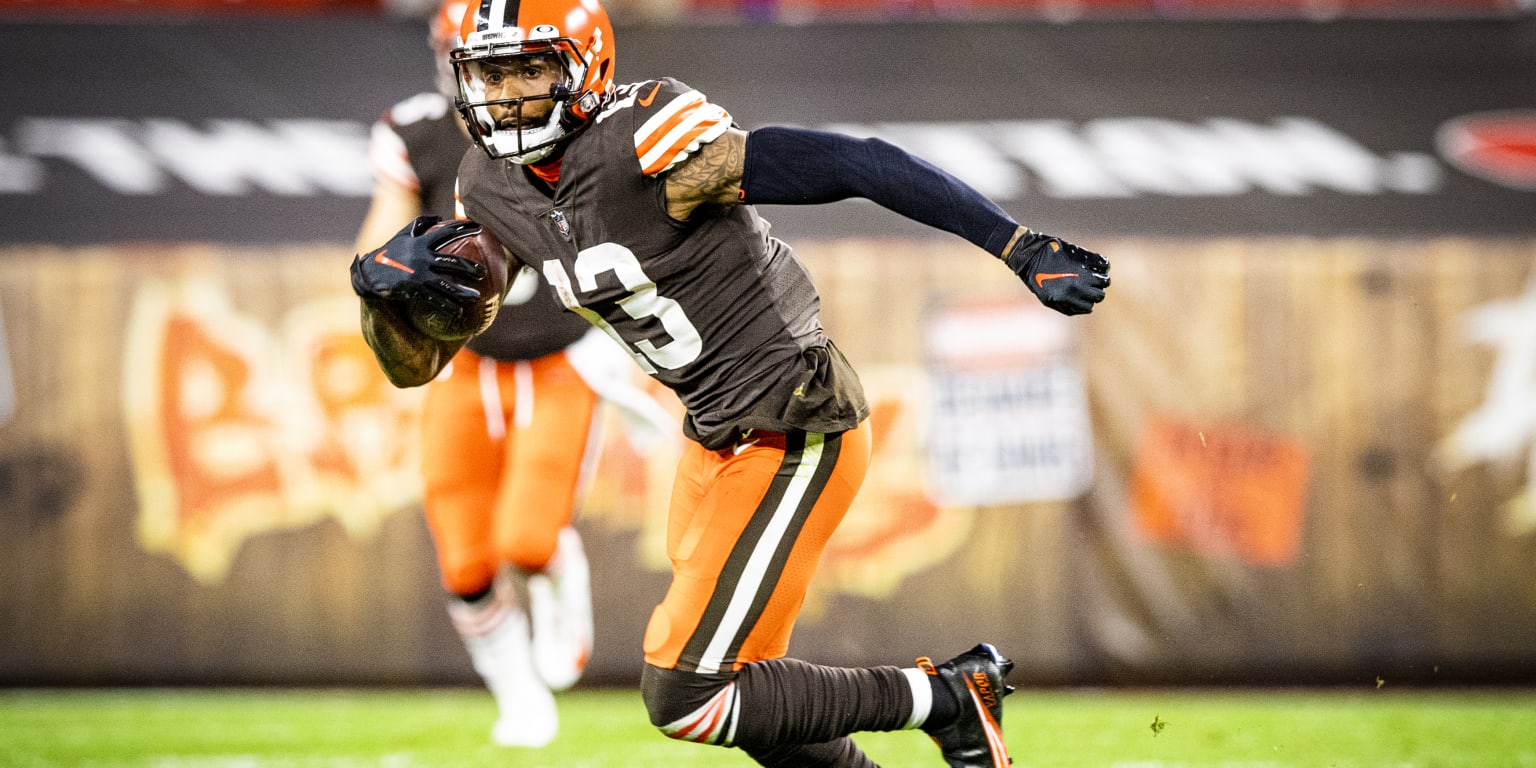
1001, 230, 1111, 316
350, 215, 487, 327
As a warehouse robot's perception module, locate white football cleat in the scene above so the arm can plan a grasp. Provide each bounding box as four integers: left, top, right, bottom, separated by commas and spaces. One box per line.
459, 600, 559, 748
529, 526, 594, 692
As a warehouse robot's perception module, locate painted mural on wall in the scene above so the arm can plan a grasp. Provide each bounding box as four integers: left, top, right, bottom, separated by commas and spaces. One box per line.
123, 279, 424, 583
112, 267, 979, 605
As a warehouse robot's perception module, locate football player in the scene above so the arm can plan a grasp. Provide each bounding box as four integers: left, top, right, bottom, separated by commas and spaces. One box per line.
352, 0, 676, 748
352, 0, 1110, 764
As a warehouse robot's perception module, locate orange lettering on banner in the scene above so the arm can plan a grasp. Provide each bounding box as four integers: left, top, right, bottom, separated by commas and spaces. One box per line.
157, 313, 286, 530
125, 280, 423, 584
284, 301, 425, 529
1130, 416, 1311, 567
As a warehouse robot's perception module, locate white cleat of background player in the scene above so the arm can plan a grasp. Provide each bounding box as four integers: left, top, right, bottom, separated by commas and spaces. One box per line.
529, 526, 594, 692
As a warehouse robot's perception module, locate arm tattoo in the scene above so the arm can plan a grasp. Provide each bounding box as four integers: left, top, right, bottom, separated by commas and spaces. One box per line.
665, 130, 746, 220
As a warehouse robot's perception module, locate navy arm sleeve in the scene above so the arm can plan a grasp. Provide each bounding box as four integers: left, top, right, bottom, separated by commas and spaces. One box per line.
739, 126, 1019, 258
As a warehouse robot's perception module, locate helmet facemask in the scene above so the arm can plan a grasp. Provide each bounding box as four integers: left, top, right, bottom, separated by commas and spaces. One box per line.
453, 39, 589, 165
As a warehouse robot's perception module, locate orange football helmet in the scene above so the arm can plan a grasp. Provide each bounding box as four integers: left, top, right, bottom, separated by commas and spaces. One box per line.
451, 0, 617, 164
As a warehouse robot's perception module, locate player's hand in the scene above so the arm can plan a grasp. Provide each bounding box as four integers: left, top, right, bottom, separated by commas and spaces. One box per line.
1001, 229, 1111, 316
350, 215, 487, 324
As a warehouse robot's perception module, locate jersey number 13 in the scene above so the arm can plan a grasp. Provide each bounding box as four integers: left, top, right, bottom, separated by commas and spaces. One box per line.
542, 243, 704, 374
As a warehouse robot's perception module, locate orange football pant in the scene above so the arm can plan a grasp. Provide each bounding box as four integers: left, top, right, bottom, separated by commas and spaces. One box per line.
420, 346, 599, 597
643, 424, 871, 672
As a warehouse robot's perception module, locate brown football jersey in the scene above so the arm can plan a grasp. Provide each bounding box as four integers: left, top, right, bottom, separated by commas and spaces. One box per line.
457, 78, 868, 449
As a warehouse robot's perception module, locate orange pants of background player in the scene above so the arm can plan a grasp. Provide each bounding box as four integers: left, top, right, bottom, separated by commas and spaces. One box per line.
643, 423, 872, 672
421, 346, 600, 596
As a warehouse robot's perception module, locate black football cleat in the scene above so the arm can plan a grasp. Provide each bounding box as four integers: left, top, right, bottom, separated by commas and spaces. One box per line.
918, 643, 1015, 768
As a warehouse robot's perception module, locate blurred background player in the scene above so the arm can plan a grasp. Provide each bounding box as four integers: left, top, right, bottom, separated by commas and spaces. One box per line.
353, 0, 677, 747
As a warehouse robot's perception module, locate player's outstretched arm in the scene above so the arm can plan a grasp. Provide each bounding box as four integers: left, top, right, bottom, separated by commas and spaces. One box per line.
738, 126, 1110, 315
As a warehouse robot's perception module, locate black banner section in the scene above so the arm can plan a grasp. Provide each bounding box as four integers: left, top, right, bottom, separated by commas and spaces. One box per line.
1, 18, 1533, 243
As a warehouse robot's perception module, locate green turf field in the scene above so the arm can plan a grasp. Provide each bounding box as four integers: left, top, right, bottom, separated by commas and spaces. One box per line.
2, 687, 1532, 767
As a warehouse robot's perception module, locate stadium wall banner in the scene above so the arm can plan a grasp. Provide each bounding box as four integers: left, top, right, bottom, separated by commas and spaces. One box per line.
3, 238, 1535, 686
2, 16, 1534, 685
0, 18, 1532, 244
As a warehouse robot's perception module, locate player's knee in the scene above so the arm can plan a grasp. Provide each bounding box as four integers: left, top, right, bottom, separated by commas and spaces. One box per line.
438, 558, 495, 597
639, 664, 689, 728
640, 664, 739, 744
498, 530, 558, 573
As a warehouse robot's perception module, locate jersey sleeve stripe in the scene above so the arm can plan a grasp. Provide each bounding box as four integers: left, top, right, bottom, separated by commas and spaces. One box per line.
638, 117, 731, 176
368, 121, 420, 191
633, 89, 706, 154
636, 103, 732, 176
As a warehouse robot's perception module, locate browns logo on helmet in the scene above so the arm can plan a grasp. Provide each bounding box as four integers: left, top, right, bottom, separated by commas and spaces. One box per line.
450, 0, 616, 164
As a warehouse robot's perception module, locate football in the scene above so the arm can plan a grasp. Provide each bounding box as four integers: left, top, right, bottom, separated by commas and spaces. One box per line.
409, 220, 511, 341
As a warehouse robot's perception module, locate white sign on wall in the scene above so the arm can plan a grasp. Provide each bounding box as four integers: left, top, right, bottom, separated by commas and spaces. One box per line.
924, 299, 1093, 506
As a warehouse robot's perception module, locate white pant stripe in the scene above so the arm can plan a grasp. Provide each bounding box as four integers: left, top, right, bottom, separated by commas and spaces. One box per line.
512, 360, 534, 430
696, 433, 825, 674
477, 355, 504, 441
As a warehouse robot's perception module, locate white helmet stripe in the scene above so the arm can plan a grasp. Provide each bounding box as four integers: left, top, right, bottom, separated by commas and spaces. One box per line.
475, 0, 522, 32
